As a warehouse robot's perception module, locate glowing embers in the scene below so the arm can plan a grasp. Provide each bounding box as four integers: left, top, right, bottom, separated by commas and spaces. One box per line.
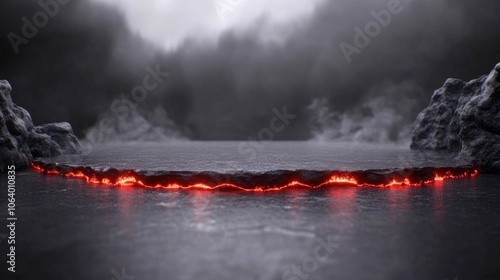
327, 175, 358, 185
434, 170, 477, 181
31, 161, 478, 192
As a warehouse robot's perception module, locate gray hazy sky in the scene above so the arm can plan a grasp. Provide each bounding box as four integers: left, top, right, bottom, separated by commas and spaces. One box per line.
91, 0, 324, 49
2, 0, 500, 141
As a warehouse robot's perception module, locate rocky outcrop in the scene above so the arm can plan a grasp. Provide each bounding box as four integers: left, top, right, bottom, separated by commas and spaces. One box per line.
410, 79, 466, 151
0, 80, 32, 171
29, 123, 82, 158
411, 63, 500, 172
0, 80, 81, 173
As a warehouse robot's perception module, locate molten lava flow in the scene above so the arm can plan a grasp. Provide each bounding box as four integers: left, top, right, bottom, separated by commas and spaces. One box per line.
327, 175, 358, 185
30, 162, 478, 192
434, 170, 477, 181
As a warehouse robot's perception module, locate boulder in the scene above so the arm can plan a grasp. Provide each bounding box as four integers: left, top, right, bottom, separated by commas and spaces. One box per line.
411, 63, 500, 172
0, 80, 32, 172
410, 78, 466, 151
458, 63, 500, 172
29, 122, 82, 158
0, 80, 81, 172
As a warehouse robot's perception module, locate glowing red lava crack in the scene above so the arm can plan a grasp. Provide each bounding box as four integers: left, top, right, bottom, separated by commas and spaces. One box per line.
31, 162, 478, 192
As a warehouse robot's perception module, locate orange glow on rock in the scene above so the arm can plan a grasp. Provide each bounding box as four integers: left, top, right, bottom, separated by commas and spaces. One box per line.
30, 162, 479, 192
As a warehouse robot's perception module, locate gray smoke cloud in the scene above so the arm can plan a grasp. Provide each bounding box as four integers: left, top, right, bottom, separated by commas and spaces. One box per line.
1, 0, 499, 141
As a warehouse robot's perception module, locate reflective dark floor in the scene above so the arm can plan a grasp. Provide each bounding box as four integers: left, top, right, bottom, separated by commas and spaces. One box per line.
1, 171, 499, 280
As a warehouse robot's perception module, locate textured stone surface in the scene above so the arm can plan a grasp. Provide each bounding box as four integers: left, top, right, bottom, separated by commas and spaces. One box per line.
411, 63, 500, 172
0, 80, 31, 172
458, 63, 500, 171
411, 78, 466, 151
29, 122, 81, 158
0, 80, 81, 172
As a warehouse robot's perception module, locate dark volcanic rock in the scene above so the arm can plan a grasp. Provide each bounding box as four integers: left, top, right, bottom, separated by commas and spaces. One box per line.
411, 78, 466, 151
29, 123, 81, 158
411, 63, 500, 172
0, 80, 32, 171
458, 63, 500, 171
0, 80, 81, 172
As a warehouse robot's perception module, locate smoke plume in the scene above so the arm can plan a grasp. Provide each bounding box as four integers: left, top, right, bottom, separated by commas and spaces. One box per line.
1, 0, 500, 141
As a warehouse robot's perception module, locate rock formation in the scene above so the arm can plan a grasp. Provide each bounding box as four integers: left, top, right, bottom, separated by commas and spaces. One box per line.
411, 63, 500, 172
0, 80, 81, 172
